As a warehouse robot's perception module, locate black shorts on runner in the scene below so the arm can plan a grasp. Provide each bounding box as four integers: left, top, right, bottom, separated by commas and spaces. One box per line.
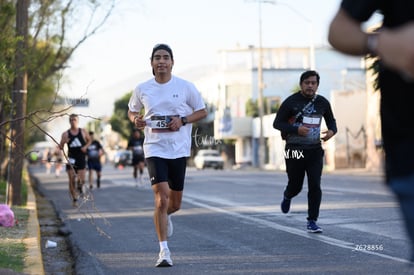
146, 157, 187, 191
87, 159, 102, 172
66, 156, 86, 171
132, 154, 145, 166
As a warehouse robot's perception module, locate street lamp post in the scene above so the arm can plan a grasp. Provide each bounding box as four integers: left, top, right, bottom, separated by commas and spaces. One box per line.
247, 0, 273, 169
245, 0, 267, 169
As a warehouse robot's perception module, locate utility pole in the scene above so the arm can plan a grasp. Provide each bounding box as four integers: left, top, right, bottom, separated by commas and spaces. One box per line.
246, 0, 268, 169
7, 0, 29, 205
257, 1, 265, 169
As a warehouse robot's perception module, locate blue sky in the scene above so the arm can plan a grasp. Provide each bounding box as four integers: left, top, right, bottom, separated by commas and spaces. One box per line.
62, 0, 343, 103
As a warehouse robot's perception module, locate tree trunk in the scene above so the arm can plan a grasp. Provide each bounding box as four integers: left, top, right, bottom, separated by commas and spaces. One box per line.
7, 0, 29, 206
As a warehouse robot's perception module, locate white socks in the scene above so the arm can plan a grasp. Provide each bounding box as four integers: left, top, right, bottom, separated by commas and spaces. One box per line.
159, 241, 168, 251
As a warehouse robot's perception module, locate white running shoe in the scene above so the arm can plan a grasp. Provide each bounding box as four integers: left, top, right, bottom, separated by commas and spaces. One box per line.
167, 215, 173, 237
155, 248, 173, 267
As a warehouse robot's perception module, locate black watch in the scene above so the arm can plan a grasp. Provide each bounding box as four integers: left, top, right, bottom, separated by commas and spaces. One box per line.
181, 116, 188, 126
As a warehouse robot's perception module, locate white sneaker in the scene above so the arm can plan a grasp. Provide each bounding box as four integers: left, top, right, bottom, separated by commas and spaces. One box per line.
167, 215, 173, 237
155, 248, 173, 267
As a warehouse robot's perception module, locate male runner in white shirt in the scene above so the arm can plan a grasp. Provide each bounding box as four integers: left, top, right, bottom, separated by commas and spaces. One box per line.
128, 43, 207, 267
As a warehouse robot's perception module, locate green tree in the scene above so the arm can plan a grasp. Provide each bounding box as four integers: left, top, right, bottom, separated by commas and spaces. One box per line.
23, 0, 116, 146
110, 92, 136, 140
0, 1, 17, 175
245, 99, 258, 117
245, 98, 270, 117
1, 0, 116, 205
1, 0, 116, 158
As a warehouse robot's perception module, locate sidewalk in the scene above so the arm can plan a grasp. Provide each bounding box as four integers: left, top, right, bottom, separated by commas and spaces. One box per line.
0, 171, 44, 275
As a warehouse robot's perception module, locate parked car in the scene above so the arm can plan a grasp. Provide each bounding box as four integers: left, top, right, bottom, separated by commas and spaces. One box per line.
194, 149, 224, 170
113, 150, 132, 167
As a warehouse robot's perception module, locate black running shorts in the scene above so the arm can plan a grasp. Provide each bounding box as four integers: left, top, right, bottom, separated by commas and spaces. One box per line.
146, 157, 187, 191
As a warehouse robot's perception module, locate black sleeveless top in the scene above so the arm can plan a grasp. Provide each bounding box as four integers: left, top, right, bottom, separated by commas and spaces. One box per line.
67, 128, 87, 161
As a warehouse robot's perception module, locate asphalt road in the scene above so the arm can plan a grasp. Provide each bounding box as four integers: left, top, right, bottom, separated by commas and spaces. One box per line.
29, 164, 413, 274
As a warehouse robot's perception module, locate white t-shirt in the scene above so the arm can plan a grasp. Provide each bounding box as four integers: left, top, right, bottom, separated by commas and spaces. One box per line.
128, 76, 206, 159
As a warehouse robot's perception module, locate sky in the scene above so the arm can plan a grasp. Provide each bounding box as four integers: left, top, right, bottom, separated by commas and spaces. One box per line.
55, 0, 345, 133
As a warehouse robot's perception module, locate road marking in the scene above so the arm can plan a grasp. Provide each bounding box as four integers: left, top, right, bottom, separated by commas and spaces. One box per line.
183, 193, 411, 264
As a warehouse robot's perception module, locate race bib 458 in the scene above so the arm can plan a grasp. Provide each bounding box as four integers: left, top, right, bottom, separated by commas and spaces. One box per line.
149, 115, 179, 132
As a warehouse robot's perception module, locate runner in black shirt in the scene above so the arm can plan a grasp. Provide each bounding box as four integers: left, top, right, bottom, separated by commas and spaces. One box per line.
127, 129, 145, 186
329, 0, 414, 262
274, 70, 337, 233
59, 114, 91, 206
87, 131, 105, 189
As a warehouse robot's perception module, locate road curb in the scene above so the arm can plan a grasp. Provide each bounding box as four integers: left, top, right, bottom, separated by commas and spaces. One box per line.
23, 169, 44, 275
